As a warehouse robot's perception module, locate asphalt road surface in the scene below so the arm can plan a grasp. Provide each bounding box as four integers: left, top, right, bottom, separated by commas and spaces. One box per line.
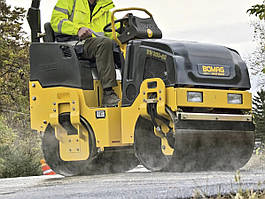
0, 165, 265, 199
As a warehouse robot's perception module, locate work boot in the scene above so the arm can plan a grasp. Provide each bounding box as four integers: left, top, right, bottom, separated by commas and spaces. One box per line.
102, 90, 120, 107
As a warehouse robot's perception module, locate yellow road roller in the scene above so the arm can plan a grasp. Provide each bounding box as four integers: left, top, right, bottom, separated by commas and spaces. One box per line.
27, 2, 254, 175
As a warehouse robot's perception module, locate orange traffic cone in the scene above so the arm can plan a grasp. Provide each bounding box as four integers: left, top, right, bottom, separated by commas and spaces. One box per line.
40, 159, 56, 175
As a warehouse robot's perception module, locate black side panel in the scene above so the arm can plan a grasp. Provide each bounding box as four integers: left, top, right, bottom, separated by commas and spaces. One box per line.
122, 40, 175, 106
30, 43, 94, 90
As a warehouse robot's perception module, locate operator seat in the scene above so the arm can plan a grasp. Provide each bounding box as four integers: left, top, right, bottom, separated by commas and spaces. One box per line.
42, 22, 124, 74
43, 22, 98, 70
43, 22, 78, 42
43, 22, 55, 42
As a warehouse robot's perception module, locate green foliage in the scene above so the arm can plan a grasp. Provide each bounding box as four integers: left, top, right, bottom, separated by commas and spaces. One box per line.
247, 1, 265, 20
248, 22, 265, 80
0, 1, 42, 178
253, 89, 265, 143
0, 0, 30, 111
0, 117, 42, 178
247, 1, 265, 78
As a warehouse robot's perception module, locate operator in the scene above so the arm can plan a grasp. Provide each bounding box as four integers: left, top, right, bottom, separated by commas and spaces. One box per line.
51, 0, 120, 107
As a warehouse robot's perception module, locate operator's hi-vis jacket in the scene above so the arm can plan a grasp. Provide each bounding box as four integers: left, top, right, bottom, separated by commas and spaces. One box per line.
51, 0, 115, 38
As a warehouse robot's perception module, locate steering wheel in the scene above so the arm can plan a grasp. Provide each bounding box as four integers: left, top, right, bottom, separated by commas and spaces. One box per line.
103, 17, 129, 34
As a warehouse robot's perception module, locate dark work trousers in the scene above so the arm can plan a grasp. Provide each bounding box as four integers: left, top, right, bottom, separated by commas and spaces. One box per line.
83, 37, 117, 89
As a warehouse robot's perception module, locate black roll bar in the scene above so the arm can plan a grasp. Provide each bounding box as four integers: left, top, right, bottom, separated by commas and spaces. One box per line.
27, 0, 41, 42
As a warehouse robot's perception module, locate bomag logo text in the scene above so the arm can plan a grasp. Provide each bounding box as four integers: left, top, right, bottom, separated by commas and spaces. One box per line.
202, 65, 225, 76
146, 49, 167, 61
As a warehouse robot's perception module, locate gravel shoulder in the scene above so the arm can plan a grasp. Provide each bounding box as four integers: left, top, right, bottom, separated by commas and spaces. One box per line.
242, 153, 265, 171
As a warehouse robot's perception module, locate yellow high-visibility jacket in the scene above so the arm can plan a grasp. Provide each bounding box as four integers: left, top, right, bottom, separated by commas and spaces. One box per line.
51, 0, 115, 38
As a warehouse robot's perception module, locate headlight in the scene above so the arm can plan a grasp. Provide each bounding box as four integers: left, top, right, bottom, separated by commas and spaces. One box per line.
228, 93, 242, 104
187, 91, 203, 103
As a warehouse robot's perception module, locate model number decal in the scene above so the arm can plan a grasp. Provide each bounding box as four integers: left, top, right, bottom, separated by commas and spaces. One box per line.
198, 64, 230, 77
146, 49, 167, 61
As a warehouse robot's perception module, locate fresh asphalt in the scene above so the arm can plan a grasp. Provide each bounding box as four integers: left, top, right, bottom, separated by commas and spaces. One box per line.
0, 165, 265, 199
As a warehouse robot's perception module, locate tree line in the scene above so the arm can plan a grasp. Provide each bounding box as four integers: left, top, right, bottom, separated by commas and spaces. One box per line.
0, 0, 41, 177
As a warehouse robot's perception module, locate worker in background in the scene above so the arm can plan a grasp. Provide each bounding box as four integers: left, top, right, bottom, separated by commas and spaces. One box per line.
51, 0, 120, 107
